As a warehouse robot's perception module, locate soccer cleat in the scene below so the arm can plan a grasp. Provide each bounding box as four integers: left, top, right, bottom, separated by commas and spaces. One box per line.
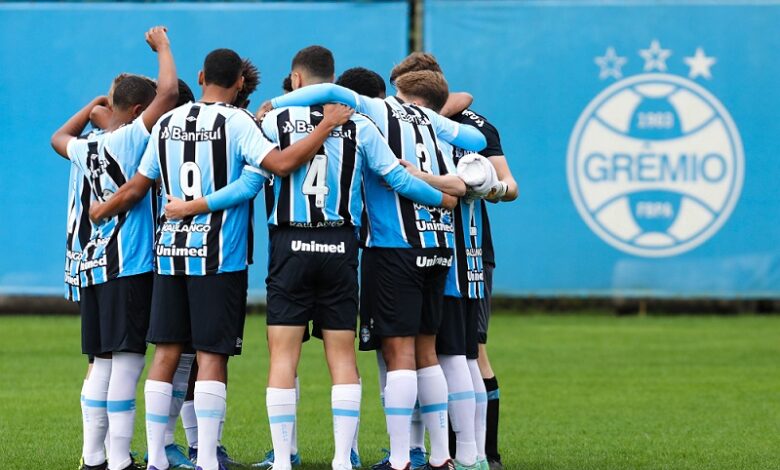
250, 449, 302, 468
410, 448, 428, 469
118, 459, 146, 470
217, 445, 239, 468
371, 461, 411, 470
422, 460, 456, 470
476, 459, 490, 470
486, 459, 502, 470
166, 444, 196, 469
79, 460, 107, 470
189, 446, 197, 463
453, 461, 481, 470
350, 449, 362, 468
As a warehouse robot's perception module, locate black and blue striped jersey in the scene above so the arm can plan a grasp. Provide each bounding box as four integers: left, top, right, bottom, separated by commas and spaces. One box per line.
64, 161, 93, 301
67, 118, 154, 287
138, 102, 274, 275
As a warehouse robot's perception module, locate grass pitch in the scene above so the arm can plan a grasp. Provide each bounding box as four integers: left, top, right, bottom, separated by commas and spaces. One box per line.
0, 313, 778, 470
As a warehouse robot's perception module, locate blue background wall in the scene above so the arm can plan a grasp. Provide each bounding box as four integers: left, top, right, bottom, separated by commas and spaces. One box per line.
0, 2, 407, 298
426, 0, 780, 298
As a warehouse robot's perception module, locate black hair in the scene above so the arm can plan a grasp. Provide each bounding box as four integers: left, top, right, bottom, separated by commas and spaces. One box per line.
282, 75, 292, 93
336, 67, 385, 99
233, 58, 260, 108
291, 45, 334, 80
203, 48, 243, 88
112, 75, 156, 110
176, 79, 194, 107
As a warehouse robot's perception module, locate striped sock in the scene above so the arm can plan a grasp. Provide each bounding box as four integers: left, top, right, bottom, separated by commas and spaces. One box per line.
332, 383, 361, 467
83, 358, 111, 466
267, 387, 296, 470
440, 355, 477, 466
418, 365, 451, 467
107, 353, 145, 470
165, 354, 194, 446
145, 380, 173, 470
468, 360, 487, 461
195, 381, 226, 470
384, 370, 417, 470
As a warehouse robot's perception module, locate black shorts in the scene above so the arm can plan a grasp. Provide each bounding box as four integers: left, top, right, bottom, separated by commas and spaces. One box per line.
147, 270, 247, 356
266, 226, 359, 332
359, 247, 452, 351
478, 262, 494, 344
437, 296, 480, 359
80, 273, 153, 356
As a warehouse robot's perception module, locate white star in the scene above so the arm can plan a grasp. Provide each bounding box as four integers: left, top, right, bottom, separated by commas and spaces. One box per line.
594, 47, 627, 80
639, 40, 672, 72
684, 47, 716, 80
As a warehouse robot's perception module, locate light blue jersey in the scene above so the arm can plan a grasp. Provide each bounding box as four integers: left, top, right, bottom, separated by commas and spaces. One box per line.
67, 118, 153, 287
138, 102, 274, 275
64, 161, 93, 301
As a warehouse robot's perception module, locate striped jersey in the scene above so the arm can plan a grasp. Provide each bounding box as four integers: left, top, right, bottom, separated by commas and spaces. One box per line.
260, 106, 401, 229
358, 97, 457, 249
66, 118, 154, 287
138, 102, 274, 276
63, 161, 93, 301
441, 140, 486, 299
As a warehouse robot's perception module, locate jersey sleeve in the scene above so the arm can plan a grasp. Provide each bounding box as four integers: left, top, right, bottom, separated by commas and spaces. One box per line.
358, 119, 400, 176
65, 137, 90, 175
107, 115, 151, 163
204, 165, 268, 211
270, 83, 360, 109
137, 125, 160, 180
479, 120, 504, 158
233, 112, 278, 169
260, 110, 281, 144
426, 109, 487, 152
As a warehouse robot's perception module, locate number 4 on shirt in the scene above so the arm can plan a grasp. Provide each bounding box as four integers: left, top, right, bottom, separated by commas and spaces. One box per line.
302, 153, 328, 208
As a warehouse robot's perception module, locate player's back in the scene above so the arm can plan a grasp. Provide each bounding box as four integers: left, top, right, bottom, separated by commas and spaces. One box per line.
145, 101, 270, 275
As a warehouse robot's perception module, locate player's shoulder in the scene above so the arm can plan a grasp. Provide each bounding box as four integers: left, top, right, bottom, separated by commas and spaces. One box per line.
457, 108, 497, 132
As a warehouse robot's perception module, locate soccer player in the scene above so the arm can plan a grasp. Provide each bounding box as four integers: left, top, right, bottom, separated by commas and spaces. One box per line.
390, 53, 519, 470
268, 69, 485, 470
51, 26, 180, 470
88, 48, 353, 470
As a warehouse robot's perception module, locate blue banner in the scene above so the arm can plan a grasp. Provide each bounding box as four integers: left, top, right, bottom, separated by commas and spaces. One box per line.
0, 2, 407, 298
426, 0, 780, 297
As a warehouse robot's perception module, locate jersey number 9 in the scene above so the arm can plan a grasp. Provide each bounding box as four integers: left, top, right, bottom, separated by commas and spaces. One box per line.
180, 162, 203, 199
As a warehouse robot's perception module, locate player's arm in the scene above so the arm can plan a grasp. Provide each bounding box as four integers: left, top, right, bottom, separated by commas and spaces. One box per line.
50, 95, 108, 158
89, 105, 112, 130
268, 83, 362, 112
164, 166, 267, 219
440, 92, 473, 118
399, 159, 467, 196
259, 104, 354, 177
89, 172, 155, 222
486, 155, 518, 202
141, 26, 179, 132
426, 110, 487, 152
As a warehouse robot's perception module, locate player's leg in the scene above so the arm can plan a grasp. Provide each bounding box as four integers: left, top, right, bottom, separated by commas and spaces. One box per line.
437, 298, 478, 468
145, 274, 191, 470
322, 330, 361, 469
468, 359, 487, 467
476, 263, 500, 469
98, 273, 152, 470
162, 351, 196, 469
80, 287, 111, 469
181, 360, 198, 461
188, 270, 248, 470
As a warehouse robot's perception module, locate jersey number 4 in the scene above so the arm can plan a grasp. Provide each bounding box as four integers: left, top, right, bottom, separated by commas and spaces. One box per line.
302, 154, 329, 208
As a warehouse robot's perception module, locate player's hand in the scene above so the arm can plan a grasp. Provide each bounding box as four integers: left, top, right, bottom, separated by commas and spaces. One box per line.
93, 95, 109, 107
145, 26, 170, 52
441, 193, 458, 210
89, 202, 105, 224
256, 100, 273, 121
322, 104, 354, 128
164, 195, 192, 220
399, 159, 423, 178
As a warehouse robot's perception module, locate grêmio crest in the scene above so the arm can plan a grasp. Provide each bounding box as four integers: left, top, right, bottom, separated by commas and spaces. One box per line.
567, 41, 744, 257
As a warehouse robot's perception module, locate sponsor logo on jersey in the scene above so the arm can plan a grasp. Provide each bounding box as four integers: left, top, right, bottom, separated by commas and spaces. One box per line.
281, 120, 354, 139
161, 125, 223, 142
568, 41, 743, 257
155, 245, 208, 257
161, 221, 212, 233
416, 255, 453, 268
289, 220, 345, 229
391, 109, 431, 126
461, 109, 485, 128
290, 240, 346, 254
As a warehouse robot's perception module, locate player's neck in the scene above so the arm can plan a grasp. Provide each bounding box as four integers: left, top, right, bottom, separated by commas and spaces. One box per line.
200, 85, 236, 105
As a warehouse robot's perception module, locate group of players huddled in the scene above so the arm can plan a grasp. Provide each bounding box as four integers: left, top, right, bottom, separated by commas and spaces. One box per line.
52, 26, 517, 470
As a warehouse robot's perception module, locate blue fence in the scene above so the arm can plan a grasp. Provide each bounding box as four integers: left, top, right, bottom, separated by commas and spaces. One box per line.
426, 0, 780, 298
2, 1, 779, 299
0, 1, 407, 298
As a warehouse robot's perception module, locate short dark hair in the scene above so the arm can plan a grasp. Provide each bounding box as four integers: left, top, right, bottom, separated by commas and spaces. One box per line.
233, 58, 260, 108
394, 70, 449, 113
291, 45, 334, 80
203, 48, 243, 88
282, 75, 292, 93
112, 75, 156, 111
389, 52, 442, 84
176, 79, 194, 107
336, 67, 385, 99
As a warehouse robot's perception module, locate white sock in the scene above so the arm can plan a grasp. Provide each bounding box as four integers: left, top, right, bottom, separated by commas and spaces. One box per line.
80, 379, 88, 450
267, 387, 296, 470
384, 370, 417, 469
146, 380, 173, 470
291, 376, 300, 455
83, 358, 111, 466
331, 383, 361, 467
440, 355, 477, 466
410, 404, 426, 451
468, 359, 487, 461
107, 353, 145, 470
195, 381, 227, 470
166, 354, 194, 446
418, 365, 451, 466
181, 400, 198, 449
376, 352, 389, 444
351, 378, 361, 456
218, 412, 225, 445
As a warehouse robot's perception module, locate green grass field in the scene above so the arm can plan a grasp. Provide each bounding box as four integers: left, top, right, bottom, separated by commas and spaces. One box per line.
1, 313, 778, 470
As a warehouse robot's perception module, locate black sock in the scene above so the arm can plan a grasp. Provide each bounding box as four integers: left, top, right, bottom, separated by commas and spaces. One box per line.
484, 376, 501, 462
